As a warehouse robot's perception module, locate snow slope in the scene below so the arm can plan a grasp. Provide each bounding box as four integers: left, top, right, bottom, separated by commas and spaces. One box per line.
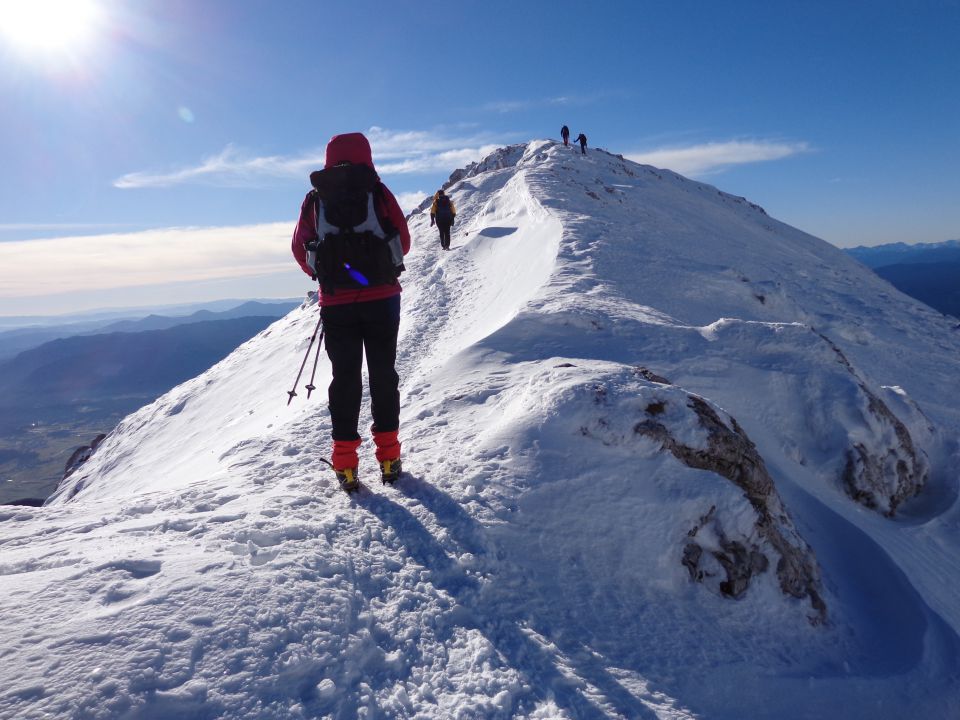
2, 141, 959, 719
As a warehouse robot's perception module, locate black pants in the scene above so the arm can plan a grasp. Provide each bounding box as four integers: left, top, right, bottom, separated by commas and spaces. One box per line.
320, 295, 401, 441
437, 221, 452, 249
579, 143, 586, 155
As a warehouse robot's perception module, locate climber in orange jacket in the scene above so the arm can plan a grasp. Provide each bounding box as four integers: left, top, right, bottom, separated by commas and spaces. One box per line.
429, 189, 457, 250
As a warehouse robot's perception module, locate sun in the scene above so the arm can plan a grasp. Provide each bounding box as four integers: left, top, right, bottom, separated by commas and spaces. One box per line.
0, 0, 102, 55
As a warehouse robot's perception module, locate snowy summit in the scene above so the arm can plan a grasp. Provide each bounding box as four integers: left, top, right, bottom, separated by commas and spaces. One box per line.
2, 140, 960, 719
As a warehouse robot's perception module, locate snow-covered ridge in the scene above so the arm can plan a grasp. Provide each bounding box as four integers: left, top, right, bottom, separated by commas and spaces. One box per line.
4, 140, 960, 718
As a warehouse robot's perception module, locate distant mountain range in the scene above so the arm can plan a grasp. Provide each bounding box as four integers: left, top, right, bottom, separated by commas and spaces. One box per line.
844, 240, 960, 318
0, 299, 300, 361
82, 300, 300, 335
0, 315, 283, 410
0, 305, 298, 503
0, 297, 299, 330
845, 239, 960, 268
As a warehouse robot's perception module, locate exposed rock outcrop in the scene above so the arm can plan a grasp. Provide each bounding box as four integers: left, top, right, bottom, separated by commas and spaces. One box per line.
412, 143, 536, 215
62, 433, 107, 482
841, 390, 926, 516
636, 393, 827, 624
818, 333, 928, 515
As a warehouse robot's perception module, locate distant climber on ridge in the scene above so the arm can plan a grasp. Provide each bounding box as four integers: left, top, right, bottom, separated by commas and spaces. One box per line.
291, 131, 411, 491
561, 125, 570, 146
430, 188, 457, 251
575, 132, 588, 155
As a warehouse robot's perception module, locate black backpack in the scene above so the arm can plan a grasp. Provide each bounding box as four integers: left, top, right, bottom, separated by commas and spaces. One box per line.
435, 194, 454, 223
305, 164, 405, 293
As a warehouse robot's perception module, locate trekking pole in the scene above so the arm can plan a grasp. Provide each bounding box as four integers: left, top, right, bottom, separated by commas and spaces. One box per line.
304, 324, 325, 399
287, 313, 323, 405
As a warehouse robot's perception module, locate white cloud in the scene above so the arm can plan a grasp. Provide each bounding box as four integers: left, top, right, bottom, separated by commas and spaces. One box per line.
482, 99, 532, 114
479, 94, 592, 114
114, 127, 512, 189
0, 223, 296, 298
377, 145, 504, 175
114, 145, 326, 189
626, 139, 810, 176
365, 127, 504, 157
0, 222, 133, 232
394, 190, 429, 214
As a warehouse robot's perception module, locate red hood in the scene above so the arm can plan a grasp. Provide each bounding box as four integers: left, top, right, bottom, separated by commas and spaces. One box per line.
325, 132, 374, 169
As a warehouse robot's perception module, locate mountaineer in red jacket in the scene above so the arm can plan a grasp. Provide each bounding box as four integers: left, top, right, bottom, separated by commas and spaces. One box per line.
292, 132, 411, 490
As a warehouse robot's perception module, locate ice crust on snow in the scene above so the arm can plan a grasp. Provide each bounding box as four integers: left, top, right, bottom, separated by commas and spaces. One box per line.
3, 141, 960, 718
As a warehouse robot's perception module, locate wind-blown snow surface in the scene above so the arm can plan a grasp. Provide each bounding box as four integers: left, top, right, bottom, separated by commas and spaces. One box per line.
3, 141, 960, 719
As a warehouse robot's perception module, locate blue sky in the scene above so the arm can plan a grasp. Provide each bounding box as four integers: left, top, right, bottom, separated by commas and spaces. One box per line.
0, 0, 958, 315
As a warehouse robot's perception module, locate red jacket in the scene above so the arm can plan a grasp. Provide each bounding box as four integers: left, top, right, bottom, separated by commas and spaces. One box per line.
292, 133, 411, 306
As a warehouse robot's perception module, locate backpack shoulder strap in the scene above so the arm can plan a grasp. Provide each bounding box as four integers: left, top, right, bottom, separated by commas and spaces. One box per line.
372, 181, 398, 237
307, 188, 320, 235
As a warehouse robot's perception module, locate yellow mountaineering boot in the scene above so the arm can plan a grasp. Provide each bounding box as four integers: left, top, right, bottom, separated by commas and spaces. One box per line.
379, 458, 402, 484
335, 466, 359, 492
